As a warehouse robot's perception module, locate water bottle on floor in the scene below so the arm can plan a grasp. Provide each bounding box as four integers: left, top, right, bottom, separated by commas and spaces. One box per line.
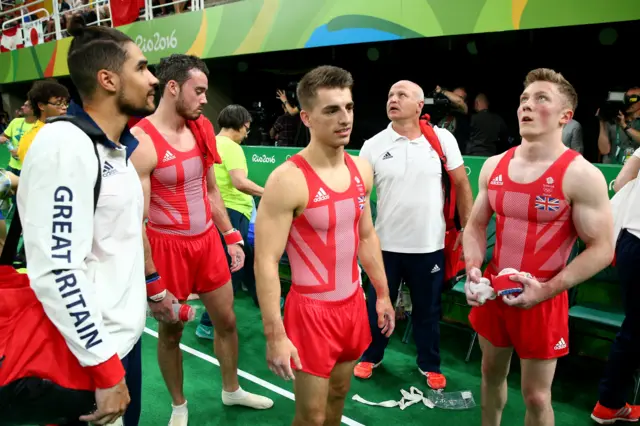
427, 389, 476, 410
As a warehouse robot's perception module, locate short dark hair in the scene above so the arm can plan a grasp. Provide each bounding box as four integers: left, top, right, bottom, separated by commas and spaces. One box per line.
155, 54, 209, 97
217, 105, 252, 131
66, 15, 134, 100
296, 65, 354, 110
27, 80, 70, 117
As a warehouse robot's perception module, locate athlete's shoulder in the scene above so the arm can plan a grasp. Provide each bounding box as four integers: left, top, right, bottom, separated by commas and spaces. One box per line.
130, 121, 157, 153
486, 151, 508, 166
564, 151, 599, 179
267, 160, 305, 188
350, 155, 373, 186
130, 118, 151, 139
263, 160, 307, 209
479, 151, 508, 182
564, 153, 607, 197
350, 153, 368, 165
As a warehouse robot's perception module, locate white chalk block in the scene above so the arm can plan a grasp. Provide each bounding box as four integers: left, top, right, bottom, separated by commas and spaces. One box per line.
470, 278, 496, 305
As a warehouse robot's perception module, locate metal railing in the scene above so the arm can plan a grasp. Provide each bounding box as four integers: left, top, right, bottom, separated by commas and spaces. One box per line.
143, 0, 203, 21
1, 7, 50, 31
1, 1, 50, 47
0, 0, 241, 50
0, 0, 45, 20
0, 1, 16, 12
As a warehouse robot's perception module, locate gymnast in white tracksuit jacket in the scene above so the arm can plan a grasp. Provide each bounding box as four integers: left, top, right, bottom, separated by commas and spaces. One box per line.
17, 104, 146, 423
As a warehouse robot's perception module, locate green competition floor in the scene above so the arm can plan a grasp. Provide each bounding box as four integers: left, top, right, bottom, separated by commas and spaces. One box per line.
139, 291, 604, 426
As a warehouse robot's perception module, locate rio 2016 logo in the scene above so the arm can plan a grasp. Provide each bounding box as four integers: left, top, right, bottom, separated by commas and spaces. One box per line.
252, 154, 276, 164
135, 30, 177, 53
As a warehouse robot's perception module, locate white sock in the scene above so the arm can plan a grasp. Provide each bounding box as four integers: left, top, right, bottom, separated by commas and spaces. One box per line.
222, 387, 248, 400
172, 400, 188, 414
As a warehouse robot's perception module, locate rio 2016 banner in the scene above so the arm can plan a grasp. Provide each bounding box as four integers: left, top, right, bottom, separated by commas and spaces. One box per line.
1, 0, 639, 84
243, 146, 622, 201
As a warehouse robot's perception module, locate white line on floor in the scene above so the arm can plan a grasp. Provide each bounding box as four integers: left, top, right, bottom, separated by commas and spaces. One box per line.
143, 327, 366, 426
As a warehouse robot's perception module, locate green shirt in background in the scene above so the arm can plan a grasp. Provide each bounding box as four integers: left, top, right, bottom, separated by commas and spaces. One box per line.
603, 118, 640, 165
3, 117, 37, 170
215, 135, 253, 220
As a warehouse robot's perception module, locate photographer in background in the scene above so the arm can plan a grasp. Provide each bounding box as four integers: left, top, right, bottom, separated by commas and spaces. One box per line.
435, 86, 470, 154
598, 87, 640, 164
270, 87, 307, 147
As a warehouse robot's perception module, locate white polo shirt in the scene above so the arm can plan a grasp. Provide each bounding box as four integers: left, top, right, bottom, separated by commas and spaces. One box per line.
17, 117, 146, 386
360, 123, 463, 253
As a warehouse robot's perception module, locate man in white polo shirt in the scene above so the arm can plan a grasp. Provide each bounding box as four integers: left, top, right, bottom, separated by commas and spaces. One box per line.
354, 80, 473, 390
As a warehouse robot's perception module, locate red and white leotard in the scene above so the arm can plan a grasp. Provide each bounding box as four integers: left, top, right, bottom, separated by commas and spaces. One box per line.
285, 154, 366, 301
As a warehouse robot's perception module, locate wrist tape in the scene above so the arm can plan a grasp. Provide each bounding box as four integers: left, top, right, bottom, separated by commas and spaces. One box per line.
146, 273, 166, 302
223, 229, 243, 246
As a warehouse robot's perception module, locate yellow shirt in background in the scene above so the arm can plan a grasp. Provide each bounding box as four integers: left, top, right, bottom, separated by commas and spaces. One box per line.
215, 135, 253, 220
3, 117, 37, 170
17, 120, 44, 163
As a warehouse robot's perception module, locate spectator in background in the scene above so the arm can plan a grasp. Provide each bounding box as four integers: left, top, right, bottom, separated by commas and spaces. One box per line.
598, 87, 640, 164
561, 118, 584, 154
467, 93, 509, 156
45, 0, 71, 41
436, 86, 470, 153
196, 104, 264, 341
17, 79, 69, 163
270, 88, 306, 146
157, 0, 186, 15
0, 100, 37, 176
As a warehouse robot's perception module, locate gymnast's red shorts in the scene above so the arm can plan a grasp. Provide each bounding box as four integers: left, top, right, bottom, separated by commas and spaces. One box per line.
468, 267, 569, 359
147, 226, 231, 301
284, 287, 371, 378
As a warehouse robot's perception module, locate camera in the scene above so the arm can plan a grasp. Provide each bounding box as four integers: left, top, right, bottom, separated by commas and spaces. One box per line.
598, 91, 627, 123
424, 90, 452, 108
422, 90, 453, 124
598, 90, 640, 123
247, 101, 270, 145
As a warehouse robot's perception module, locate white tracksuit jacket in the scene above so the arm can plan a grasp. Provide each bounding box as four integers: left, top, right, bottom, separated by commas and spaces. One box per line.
16, 118, 146, 388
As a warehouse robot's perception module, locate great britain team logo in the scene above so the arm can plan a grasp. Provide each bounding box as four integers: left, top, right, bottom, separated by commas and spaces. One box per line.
535, 195, 560, 212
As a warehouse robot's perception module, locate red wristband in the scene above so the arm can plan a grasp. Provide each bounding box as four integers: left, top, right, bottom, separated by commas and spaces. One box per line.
146, 275, 166, 298
85, 354, 125, 389
224, 229, 243, 246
